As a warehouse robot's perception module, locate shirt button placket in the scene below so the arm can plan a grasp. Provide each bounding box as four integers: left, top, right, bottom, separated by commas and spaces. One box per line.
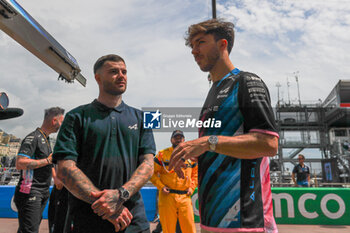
111, 112, 117, 136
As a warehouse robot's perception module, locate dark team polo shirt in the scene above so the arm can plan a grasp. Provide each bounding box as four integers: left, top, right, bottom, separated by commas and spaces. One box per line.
293, 164, 310, 183
53, 100, 156, 233
198, 69, 279, 232
16, 128, 52, 194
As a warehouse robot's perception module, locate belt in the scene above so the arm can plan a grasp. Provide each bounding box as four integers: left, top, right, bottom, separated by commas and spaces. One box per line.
169, 189, 188, 195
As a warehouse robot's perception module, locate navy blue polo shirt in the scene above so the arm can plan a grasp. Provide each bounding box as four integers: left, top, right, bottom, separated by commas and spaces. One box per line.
53, 99, 156, 233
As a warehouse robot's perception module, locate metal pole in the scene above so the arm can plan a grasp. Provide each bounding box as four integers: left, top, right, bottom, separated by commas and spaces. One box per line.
212, 0, 217, 19
276, 82, 281, 107
287, 77, 291, 105
294, 71, 301, 106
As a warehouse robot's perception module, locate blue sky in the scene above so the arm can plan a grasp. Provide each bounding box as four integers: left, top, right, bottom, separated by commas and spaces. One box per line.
1, 0, 349, 154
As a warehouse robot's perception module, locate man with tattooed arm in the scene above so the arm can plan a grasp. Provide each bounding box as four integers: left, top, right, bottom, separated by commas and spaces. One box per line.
53, 54, 156, 233
14, 107, 65, 233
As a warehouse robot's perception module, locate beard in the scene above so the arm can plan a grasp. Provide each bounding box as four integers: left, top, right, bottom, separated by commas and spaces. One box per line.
199, 46, 220, 72
102, 81, 127, 96
53, 123, 61, 133
172, 141, 182, 148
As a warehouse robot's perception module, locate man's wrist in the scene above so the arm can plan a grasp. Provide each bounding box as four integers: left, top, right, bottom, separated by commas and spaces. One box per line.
118, 187, 130, 203
208, 135, 218, 152
46, 158, 51, 165
199, 136, 211, 152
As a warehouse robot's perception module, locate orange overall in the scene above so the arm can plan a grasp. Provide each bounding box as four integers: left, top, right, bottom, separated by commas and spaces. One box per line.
150, 147, 198, 233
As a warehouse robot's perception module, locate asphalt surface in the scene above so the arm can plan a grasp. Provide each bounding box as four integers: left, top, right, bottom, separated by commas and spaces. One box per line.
1, 218, 350, 233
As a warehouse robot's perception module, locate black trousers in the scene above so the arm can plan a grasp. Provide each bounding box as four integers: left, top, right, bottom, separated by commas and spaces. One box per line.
48, 186, 71, 233
14, 190, 49, 233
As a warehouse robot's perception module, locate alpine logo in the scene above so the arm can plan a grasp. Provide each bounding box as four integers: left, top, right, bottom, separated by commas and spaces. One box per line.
219, 86, 230, 94
128, 124, 138, 130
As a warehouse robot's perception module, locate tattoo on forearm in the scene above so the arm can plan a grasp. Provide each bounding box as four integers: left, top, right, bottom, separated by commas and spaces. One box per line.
59, 163, 99, 204
26, 159, 49, 170
124, 154, 154, 195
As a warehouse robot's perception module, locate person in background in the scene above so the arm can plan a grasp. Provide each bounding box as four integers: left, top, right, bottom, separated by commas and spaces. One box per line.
48, 168, 71, 233
14, 107, 65, 233
151, 130, 197, 233
151, 190, 183, 233
292, 154, 310, 187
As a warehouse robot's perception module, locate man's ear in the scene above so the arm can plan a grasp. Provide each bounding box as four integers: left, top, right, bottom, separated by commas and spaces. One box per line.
95, 73, 101, 83
218, 39, 228, 52
51, 116, 57, 126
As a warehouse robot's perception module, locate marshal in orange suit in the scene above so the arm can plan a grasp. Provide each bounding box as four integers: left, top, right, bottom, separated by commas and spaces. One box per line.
150, 130, 198, 233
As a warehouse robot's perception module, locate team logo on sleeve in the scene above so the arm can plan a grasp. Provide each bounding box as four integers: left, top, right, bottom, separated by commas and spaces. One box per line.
23, 136, 34, 144
143, 110, 162, 129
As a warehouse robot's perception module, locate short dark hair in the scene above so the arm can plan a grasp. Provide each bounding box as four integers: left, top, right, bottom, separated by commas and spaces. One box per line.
93, 54, 125, 74
44, 107, 64, 120
298, 154, 305, 160
185, 18, 235, 54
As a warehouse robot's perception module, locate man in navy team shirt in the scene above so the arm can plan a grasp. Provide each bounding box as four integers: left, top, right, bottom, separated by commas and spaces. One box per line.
169, 19, 279, 233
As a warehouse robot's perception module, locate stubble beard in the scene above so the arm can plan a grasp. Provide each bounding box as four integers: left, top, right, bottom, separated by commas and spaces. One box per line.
199, 46, 220, 72
103, 81, 127, 96
53, 123, 60, 133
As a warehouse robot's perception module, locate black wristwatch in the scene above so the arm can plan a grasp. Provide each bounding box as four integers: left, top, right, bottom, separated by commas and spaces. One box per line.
118, 187, 130, 202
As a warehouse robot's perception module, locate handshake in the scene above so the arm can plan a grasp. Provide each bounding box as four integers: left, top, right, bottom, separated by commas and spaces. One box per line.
90, 189, 133, 232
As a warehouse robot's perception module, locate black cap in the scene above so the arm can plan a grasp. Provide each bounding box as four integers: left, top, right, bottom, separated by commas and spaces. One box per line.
171, 130, 184, 138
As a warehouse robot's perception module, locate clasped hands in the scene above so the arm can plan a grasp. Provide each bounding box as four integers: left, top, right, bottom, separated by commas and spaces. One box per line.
91, 189, 133, 232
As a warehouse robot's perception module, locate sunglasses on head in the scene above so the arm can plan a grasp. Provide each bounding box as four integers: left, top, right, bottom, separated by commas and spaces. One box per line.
0, 92, 9, 110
